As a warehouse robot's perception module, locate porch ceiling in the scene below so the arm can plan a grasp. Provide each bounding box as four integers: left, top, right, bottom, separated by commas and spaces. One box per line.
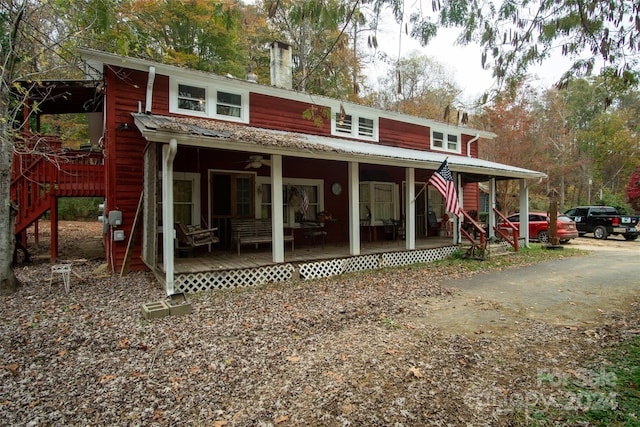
132, 113, 546, 181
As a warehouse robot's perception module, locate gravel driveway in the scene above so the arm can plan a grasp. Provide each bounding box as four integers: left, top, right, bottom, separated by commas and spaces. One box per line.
423, 237, 640, 337
1, 226, 639, 426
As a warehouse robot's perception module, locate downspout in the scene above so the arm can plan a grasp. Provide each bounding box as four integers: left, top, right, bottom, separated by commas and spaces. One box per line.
467, 134, 480, 157
162, 138, 178, 295
145, 66, 156, 114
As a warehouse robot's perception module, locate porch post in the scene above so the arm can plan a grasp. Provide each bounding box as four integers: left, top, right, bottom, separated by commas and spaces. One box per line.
162, 138, 177, 295
348, 161, 360, 255
519, 178, 530, 246
453, 172, 461, 243
270, 154, 285, 263
488, 177, 497, 239
405, 167, 416, 249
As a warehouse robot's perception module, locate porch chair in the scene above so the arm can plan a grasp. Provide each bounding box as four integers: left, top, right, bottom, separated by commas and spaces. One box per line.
175, 222, 219, 256
427, 212, 440, 237
382, 219, 406, 241
382, 219, 397, 240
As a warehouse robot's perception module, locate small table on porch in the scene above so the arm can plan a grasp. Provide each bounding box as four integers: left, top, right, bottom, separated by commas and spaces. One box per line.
298, 220, 336, 248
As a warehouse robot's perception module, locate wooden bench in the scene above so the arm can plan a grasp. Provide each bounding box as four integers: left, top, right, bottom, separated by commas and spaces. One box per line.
231, 218, 294, 255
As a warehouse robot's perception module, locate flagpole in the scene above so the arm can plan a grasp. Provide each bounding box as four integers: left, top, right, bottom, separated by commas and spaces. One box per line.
414, 157, 450, 202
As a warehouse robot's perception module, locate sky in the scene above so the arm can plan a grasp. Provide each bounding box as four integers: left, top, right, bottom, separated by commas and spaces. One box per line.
242, 0, 575, 103
366, 14, 575, 105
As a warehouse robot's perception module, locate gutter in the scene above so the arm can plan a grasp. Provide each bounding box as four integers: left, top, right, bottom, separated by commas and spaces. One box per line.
466, 134, 480, 157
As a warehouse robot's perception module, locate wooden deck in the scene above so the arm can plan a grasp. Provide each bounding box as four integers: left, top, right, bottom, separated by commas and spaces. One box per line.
165, 237, 455, 274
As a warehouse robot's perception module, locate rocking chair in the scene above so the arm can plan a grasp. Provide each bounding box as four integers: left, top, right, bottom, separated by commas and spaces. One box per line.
175, 222, 219, 256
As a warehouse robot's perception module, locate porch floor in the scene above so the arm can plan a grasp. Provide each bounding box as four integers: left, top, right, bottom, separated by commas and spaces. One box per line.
165, 236, 456, 274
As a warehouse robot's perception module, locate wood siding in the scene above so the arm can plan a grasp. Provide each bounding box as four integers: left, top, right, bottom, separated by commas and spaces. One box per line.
104, 67, 150, 272
103, 65, 487, 271
249, 93, 332, 135
462, 182, 480, 213
378, 117, 428, 150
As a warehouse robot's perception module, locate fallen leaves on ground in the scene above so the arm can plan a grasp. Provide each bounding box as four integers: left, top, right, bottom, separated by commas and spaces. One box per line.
1, 221, 638, 425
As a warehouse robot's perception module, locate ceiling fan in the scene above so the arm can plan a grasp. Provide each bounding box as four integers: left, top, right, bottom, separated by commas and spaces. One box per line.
244, 155, 271, 169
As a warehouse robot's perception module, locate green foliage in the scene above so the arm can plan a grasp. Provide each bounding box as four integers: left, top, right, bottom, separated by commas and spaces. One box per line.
263, 0, 358, 96
397, 0, 640, 92
380, 317, 400, 329
302, 105, 331, 127
530, 336, 640, 425
57, 197, 102, 221
434, 244, 585, 274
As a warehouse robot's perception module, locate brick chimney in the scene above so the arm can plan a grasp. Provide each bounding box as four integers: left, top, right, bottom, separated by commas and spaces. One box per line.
270, 41, 292, 90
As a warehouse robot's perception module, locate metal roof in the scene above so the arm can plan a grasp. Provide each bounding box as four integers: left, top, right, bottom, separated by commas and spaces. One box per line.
132, 113, 546, 181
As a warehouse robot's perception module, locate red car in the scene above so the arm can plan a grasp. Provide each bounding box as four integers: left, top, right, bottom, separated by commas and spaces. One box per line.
500, 212, 579, 243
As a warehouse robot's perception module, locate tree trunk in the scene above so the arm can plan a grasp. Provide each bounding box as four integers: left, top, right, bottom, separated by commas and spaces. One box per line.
0, 115, 19, 295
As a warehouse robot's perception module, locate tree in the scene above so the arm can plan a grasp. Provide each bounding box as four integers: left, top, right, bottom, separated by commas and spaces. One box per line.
377, 0, 640, 94
627, 167, 640, 213
372, 52, 463, 120
1, 1, 49, 293
261, 0, 361, 97
1, 0, 93, 294
477, 80, 550, 213
578, 111, 639, 195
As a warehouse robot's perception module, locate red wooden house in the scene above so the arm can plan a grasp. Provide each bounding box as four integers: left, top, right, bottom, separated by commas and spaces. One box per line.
12, 43, 546, 294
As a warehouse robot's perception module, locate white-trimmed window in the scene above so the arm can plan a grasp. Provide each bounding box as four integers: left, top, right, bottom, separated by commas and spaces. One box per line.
157, 172, 201, 226
170, 77, 248, 123
359, 181, 399, 225
177, 84, 206, 113
332, 109, 377, 141
431, 129, 461, 153
216, 91, 242, 118
256, 177, 324, 227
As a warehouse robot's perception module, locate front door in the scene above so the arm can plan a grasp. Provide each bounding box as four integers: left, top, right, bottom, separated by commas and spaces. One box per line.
403, 182, 428, 237
210, 171, 255, 247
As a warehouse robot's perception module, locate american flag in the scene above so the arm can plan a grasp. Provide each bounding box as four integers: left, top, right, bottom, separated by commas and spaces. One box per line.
428, 160, 461, 218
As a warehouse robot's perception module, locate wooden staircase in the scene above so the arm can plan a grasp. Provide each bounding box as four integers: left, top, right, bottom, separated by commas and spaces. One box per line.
11, 136, 105, 260
459, 208, 520, 260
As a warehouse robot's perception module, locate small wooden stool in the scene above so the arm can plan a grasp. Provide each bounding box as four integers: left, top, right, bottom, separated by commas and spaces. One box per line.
49, 264, 72, 293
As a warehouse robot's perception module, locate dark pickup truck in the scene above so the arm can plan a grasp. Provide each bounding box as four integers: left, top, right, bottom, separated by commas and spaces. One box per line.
564, 206, 640, 240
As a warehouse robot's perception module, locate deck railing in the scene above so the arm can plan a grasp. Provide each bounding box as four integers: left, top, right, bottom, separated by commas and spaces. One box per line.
11, 135, 105, 234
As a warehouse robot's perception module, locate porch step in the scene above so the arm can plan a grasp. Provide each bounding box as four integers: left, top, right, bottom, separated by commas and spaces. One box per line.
460, 242, 513, 259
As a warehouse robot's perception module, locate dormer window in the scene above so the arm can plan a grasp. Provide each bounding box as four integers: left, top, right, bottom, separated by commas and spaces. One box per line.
170, 77, 248, 123
358, 117, 374, 138
178, 84, 206, 112
430, 129, 461, 153
216, 91, 241, 117
335, 113, 353, 134
332, 109, 377, 141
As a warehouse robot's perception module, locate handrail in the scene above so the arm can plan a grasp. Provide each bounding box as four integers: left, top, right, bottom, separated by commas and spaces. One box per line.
11, 135, 105, 234
460, 210, 486, 249
493, 208, 519, 252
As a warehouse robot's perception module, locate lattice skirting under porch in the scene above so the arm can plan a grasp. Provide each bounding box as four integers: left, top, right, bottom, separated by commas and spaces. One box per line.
175, 264, 296, 293
174, 245, 458, 292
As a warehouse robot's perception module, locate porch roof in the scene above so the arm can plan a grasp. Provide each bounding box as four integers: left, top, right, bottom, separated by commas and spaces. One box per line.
132, 113, 546, 181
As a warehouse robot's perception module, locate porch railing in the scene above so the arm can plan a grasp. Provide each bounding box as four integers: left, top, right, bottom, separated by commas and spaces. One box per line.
460, 210, 486, 247
493, 208, 519, 252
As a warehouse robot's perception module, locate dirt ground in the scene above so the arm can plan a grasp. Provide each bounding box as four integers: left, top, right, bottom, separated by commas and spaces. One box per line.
420, 236, 640, 337
2, 222, 639, 425
23, 221, 106, 262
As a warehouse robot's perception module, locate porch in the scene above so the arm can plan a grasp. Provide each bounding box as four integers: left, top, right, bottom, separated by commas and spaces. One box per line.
157, 236, 460, 293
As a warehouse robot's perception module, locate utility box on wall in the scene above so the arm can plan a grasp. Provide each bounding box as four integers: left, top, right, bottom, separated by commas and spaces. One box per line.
108, 210, 122, 226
